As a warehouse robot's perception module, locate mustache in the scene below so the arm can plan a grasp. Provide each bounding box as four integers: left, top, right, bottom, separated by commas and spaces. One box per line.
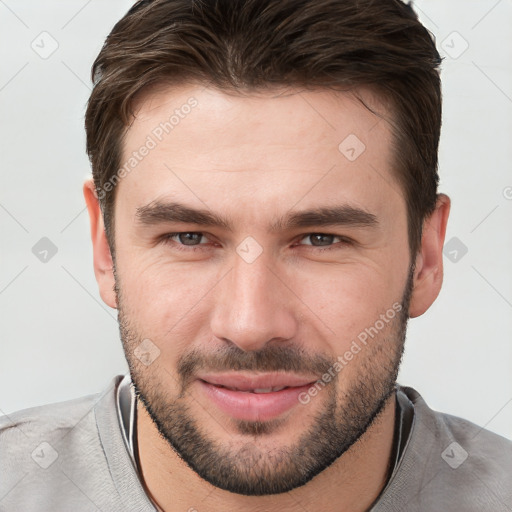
177, 344, 335, 386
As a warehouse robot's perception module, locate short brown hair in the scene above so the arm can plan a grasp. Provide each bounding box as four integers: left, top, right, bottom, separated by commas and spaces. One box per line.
85, 0, 442, 259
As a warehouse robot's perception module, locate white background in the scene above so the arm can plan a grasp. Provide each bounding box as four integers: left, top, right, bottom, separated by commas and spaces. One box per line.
0, 1, 511, 440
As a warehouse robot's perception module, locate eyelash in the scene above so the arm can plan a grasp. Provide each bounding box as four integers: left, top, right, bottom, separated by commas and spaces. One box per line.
160, 232, 352, 252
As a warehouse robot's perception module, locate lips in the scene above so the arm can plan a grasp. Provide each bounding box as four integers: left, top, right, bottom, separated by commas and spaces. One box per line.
195, 372, 319, 422
209, 384, 288, 393
197, 372, 317, 392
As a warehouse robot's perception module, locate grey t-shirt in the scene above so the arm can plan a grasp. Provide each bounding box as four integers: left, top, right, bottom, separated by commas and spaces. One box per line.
1, 375, 511, 511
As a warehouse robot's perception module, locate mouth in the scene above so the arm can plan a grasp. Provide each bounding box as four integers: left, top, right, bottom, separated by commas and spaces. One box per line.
196, 373, 318, 422
201, 383, 291, 393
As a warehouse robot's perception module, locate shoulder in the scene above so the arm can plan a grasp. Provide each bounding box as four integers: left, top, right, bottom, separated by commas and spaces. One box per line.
402, 384, 512, 457
0, 376, 129, 511
0, 392, 101, 439
0, 379, 118, 457
386, 385, 512, 511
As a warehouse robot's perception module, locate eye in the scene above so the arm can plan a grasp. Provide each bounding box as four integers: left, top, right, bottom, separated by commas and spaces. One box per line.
160, 231, 352, 253
296, 233, 351, 250
161, 232, 210, 250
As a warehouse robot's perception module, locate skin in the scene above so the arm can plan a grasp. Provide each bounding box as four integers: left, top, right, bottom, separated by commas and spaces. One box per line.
84, 83, 450, 512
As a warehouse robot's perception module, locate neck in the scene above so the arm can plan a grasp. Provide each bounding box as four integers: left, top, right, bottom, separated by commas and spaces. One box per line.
136, 392, 397, 512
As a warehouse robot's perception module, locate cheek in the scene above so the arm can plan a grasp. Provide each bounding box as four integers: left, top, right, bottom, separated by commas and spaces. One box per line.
118, 258, 221, 345
292, 263, 402, 347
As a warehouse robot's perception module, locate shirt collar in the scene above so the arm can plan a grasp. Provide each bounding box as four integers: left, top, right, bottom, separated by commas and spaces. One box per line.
117, 374, 138, 468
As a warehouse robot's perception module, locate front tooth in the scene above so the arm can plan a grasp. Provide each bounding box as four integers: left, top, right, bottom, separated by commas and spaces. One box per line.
252, 386, 287, 393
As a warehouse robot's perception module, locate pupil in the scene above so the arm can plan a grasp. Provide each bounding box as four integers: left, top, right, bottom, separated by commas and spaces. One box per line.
311, 234, 333, 246
179, 232, 201, 245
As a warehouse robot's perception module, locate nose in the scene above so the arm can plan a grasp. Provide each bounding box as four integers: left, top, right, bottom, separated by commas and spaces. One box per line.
210, 249, 298, 352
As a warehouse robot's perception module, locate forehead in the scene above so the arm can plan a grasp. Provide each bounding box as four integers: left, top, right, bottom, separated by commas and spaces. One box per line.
127, 82, 392, 155
117, 83, 402, 222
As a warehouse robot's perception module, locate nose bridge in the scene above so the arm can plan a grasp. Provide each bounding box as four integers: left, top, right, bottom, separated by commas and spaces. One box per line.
210, 249, 297, 351
232, 251, 274, 310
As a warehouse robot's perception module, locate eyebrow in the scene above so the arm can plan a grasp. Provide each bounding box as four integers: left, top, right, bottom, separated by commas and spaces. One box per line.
135, 201, 379, 232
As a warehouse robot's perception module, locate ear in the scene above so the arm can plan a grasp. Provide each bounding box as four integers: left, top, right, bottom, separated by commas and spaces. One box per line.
408, 193, 451, 318
83, 177, 117, 309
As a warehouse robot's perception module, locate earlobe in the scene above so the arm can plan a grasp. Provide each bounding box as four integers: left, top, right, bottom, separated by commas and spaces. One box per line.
83, 178, 118, 309
408, 193, 451, 318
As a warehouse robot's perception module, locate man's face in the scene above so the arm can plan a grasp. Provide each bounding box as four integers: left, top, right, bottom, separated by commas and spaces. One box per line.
112, 84, 413, 495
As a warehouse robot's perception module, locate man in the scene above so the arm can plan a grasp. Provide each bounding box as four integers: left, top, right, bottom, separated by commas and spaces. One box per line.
1, 0, 511, 510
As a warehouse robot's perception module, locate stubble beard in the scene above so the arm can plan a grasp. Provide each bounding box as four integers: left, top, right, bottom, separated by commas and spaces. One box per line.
116, 264, 414, 496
